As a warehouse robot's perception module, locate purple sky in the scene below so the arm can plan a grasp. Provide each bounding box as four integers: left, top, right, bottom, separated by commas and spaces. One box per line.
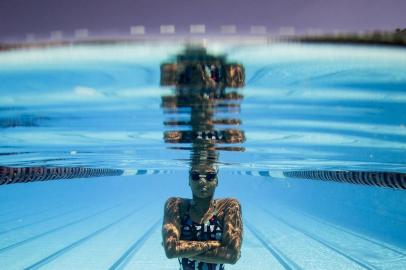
1, 0, 405, 40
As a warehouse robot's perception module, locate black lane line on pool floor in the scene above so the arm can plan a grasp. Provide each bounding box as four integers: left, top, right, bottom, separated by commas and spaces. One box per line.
0, 203, 67, 225
0, 206, 84, 235
23, 202, 153, 270
245, 221, 301, 270
258, 206, 377, 270
0, 200, 131, 253
108, 218, 162, 270
282, 204, 406, 257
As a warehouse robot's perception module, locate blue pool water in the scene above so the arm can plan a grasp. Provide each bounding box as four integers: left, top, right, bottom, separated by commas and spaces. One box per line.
0, 43, 405, 269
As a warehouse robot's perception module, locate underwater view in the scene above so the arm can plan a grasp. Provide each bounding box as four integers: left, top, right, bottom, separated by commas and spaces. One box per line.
0, 43, 406, 269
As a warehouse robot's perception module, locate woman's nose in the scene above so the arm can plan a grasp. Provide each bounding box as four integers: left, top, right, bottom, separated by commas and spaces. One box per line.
198, 177, 207, 183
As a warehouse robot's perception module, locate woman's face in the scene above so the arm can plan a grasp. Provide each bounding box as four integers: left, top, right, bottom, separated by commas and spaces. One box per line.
189, 170, 218, 199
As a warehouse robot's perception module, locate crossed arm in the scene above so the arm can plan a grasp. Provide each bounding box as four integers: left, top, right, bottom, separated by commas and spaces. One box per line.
162, 197, 243, 264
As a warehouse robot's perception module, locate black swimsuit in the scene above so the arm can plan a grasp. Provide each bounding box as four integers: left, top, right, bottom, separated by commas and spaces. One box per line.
179, 200, 224, 270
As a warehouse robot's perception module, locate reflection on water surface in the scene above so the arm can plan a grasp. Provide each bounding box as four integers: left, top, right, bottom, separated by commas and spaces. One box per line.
0, 44, 405, 269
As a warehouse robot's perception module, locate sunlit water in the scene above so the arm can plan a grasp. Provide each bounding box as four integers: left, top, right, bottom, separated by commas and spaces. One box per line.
0, 43, 405, 269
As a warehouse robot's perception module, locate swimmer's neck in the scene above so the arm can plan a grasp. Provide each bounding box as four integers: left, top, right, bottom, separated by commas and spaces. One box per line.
191, 195, 215, 213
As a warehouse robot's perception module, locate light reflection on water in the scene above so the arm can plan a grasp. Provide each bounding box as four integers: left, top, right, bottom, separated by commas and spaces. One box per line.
0, 44, 405, 171
0, 44, 405, 269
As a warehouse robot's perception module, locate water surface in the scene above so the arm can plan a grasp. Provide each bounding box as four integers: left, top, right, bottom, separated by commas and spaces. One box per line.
0, 43, 405, 269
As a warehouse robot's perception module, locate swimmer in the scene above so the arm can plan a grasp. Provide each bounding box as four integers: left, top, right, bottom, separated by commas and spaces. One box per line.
162, 167, 243, 269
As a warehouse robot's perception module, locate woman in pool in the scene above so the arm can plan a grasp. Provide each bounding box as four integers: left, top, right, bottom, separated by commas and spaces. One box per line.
162, 166, 243, 269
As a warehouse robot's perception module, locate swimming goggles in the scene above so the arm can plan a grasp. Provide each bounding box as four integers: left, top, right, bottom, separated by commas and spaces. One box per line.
190, 171, 217, 181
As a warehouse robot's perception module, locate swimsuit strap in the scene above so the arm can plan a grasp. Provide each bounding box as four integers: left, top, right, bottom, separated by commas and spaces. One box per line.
181, 199, 192, 223
212, 199, 218, 216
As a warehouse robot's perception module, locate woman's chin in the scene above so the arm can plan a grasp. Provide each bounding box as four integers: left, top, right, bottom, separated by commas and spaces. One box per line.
195, 191, 212, 198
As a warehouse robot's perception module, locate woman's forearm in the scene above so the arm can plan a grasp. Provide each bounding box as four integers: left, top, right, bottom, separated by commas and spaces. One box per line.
191, 246, 240, 264
165, 240, 220, 258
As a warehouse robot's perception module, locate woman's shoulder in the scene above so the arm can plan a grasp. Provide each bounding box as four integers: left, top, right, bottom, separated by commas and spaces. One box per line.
216, 197, 241, 204
164, 197, 190, 214
165, 197, 190, 204
215, 198, 241, 213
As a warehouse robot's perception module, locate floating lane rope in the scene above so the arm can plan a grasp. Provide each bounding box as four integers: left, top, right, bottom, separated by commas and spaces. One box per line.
235, 170, 406, 190
283, 170, 406, 190
0, 166, 123, 185
0, 167, 175, 185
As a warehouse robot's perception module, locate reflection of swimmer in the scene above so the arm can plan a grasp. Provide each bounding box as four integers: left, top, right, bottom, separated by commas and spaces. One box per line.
160, 47, 244, 89
161, 91, 243, 111
178, 63, 217, 89
164, 118, 241, 126
162, 168, 243, 269
226, 65, 244, 88
210, 64, 220, 83
164, 129, 245, 144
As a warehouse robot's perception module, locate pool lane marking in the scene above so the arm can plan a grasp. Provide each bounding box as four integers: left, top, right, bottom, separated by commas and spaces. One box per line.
108, 218, 162, 270
0, 206, 63, 225
258, 206, 377, 270
281, 204, 406, 257
0, 206, 85, 235
0, 200, 131, 253
245, 221, 300, 270
0, 203, 67, 225
23, 202, 153, 270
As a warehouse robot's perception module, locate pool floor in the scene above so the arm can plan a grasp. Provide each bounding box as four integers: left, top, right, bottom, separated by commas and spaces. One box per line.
0, 173, 405, 270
